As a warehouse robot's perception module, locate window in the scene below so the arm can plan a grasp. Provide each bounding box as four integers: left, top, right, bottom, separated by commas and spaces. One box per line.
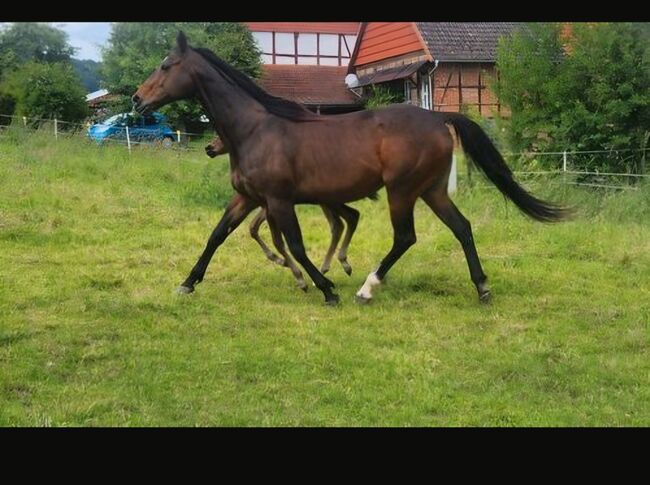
298, 56, 318, 65
319, 34, 339, 56
275, 55, 296, 65
252, 32, 273, 53
275, 33, 295, 55
251, 31, 358, 66
297, 33, 317, 55
421, 75, 431, 110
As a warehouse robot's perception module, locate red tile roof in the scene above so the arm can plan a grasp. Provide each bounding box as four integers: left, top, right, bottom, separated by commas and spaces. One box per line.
258, 65, 360, 107
353, 22, 425, 67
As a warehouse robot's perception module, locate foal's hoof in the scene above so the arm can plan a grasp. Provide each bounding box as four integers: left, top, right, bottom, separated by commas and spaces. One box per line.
298, 281, 309, 292
355, 294, 372, 305
320, 266, 330, 275
479, 290, 492, 304
325, 294, 340, 306
176, 285, 194, 295
341, 260, 352, 276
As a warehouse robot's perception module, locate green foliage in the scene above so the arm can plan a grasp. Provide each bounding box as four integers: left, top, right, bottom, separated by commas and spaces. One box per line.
0, 23, 75, 77
364, 84, 404, 109
0, 23, 87, 123
71, 58, 102, 92
101, 22, 262, 127
1, 61, 88, 122
495, 23, 650, 173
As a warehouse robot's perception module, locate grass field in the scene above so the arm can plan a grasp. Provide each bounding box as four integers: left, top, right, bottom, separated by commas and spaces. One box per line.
1, 129, 649, 426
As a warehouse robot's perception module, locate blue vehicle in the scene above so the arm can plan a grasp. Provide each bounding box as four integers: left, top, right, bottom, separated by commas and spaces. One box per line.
87, 112, 176, 147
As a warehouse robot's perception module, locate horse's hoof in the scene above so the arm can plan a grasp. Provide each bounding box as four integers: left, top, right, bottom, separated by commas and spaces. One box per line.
176, 285, 194, 295
479, 290, 492, 304
325, 294, 340, 306
298, 282, 309, 292
340, 259, 352, 276
355, 294, 372, 305
321, 267, 330, 275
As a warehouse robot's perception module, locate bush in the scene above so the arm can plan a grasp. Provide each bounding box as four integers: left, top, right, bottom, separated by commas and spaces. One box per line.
495, 23, 650, 173
364, 84, 404, 109
1, 61, 88, 123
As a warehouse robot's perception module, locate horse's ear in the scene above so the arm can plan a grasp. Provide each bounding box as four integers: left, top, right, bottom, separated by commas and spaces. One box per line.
177, 31, 188, 53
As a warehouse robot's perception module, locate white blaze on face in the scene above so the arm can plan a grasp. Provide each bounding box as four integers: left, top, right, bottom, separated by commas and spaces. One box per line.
356, 272, 381, 300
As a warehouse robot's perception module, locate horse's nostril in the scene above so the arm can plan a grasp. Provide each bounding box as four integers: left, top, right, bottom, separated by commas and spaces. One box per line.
132, 94, 141, 104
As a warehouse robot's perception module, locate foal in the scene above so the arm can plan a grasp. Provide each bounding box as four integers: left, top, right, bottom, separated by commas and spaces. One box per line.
205, 137, 363, 290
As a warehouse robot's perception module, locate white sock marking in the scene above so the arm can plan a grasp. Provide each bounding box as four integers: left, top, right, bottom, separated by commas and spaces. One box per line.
356, 272, 381, 299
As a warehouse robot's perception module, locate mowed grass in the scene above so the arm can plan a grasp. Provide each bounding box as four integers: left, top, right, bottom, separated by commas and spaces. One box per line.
1, 130, 649, 426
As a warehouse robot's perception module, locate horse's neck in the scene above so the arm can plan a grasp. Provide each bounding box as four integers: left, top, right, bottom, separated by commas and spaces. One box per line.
194, 68, 267, 151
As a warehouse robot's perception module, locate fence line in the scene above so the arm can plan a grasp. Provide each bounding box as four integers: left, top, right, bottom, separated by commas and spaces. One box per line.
1, 112, 649, 189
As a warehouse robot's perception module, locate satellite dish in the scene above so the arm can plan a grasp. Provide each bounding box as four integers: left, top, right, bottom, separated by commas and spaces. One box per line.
345, 74, 359, 88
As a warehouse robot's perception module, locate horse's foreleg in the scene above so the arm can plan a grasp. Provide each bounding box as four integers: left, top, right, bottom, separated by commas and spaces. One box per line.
178, 192, 258, 294
319, 205, 344, 275
267, 199, 339, 305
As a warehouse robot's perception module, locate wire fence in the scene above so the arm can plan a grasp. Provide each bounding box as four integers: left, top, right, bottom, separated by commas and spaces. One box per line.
0, 113, 213, 154
1, 112, 649, 190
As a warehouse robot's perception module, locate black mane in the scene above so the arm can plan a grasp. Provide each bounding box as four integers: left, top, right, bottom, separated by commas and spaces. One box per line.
193, 47, 321, 122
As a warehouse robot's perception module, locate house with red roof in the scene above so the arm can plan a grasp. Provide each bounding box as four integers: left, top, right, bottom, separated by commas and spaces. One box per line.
244, 22, 363, 113
347, 22, 521, 116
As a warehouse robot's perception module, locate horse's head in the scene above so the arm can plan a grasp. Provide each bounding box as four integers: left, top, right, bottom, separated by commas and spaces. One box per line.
205, 137, 227, 158
132, 31, 196, 115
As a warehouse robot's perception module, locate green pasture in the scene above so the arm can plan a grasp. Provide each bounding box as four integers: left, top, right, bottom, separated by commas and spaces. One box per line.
1, 130, 648, 426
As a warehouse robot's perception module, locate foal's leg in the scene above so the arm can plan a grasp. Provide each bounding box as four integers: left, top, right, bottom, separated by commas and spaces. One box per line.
249, 208, 285, 266
178, 192, 258, 294
356, 192, 417, 303
320, 205, 344, 275
333, 204, 360, 276
420, 187, 491, 303
265, 215, 309, 292
267, 199, 339, 305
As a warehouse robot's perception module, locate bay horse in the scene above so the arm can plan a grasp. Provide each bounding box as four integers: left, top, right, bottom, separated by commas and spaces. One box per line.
133, 32, 567, 305
205, 137, 370, 289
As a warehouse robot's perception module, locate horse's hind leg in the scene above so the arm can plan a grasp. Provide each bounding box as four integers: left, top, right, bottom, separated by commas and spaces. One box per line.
334, 204, 360, 276
420, 187, 491, 303
356, 192, 417, 303
249, 208, 285, 266
320, 205, 344, 275
266, 214, 309, 292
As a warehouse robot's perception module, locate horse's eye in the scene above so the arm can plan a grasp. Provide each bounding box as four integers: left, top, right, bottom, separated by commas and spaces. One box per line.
161, 64, 170, 71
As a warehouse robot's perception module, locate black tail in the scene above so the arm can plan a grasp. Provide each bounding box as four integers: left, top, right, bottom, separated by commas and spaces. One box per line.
444, 113, 568, 223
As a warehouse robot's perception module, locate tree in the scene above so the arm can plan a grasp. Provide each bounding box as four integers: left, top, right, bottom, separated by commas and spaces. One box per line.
0, 23, 75, 77
1, 61, 88, 123
0, 23, 86, 123
101, 22, 261, 130
72, 59, 102, 92
495, 23, 650, 173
